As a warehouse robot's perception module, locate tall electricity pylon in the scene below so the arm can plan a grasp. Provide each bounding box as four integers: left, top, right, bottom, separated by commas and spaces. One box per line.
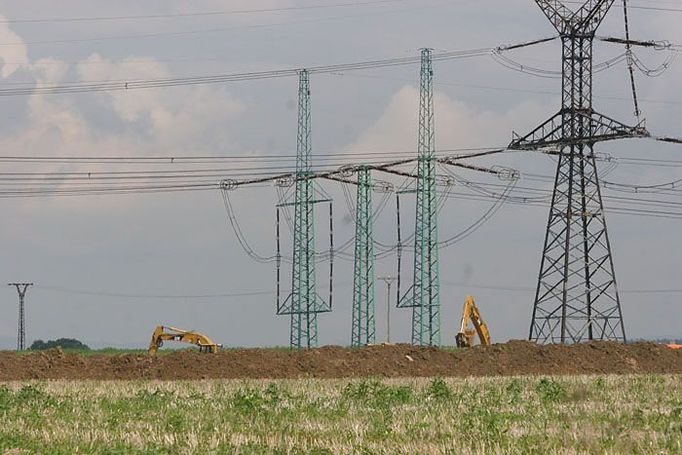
8, 283, 33, 351
398, 48, 440, 346
351, 167, 375, 346
510, 0, 648, 344
278, 70, 329, 348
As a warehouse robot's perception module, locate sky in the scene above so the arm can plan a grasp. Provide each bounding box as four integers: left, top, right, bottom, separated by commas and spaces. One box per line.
0, 0, 681, 349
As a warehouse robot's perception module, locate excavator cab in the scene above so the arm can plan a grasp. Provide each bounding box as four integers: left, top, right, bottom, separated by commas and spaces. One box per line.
456, 295, 491, 348
148, 325, 221, 357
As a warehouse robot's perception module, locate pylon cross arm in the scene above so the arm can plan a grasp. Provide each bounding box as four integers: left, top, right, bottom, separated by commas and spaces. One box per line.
535, 0, 615, 34
509, 110, 648, 150
573, 0, 615, 33
589, 112, 648, 141
510, 112, 562, 150
535, 0, 574, 33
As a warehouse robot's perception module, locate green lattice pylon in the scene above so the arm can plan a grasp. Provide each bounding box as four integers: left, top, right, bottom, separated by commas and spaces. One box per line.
398, 48, 440, 346
351, 167, 375, 346
279, 69, 327, 348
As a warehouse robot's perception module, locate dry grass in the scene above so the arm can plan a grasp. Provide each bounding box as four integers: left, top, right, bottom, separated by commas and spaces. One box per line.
1, 375, 681, 454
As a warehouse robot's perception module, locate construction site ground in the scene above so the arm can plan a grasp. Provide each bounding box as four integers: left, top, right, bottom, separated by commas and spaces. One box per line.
1, 340, 680, 380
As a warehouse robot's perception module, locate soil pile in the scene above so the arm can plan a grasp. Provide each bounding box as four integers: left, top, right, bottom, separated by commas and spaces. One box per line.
0, 341, 680, 380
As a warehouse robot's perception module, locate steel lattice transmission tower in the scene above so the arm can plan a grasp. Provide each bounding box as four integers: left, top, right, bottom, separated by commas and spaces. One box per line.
398, 48, 441, 346
351, 167, 376, 346
278, 70, 329, 348
8, 283, 33, 351
510, 0, 648, 344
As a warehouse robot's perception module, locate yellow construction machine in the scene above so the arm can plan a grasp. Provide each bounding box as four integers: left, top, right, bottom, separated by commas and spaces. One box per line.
148, 325, 221, 356
456, 295, 491, 348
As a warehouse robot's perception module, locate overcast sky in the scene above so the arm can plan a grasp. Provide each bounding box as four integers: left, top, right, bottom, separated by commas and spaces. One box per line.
0, 0, 680, 349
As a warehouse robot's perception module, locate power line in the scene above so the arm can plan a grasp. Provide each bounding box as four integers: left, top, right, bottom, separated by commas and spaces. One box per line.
6, 0, 682, 25
0, 1, 411, 24
0, 146, 508, 164
3, 158, 682, 222
436, 190, 682, 220
328, 71, 682, 107
442, 281, 682, 295
564, 0, 682, 13
0, 152, 515, 182
0, 1, 444, 49
0, 30, 668, 98
30, 281, 682, 302
0, 47, 491, 97
34, 284, 272, 299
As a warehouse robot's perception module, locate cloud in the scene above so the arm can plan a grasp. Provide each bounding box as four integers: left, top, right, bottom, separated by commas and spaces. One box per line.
0, 14, 28, 78
346, 85, 547, 152
73, 54, 247, 150
0, 54, 247, 164
30, 57, 70, 84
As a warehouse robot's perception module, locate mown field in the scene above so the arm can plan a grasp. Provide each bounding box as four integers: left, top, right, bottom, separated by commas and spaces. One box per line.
1, 375, 681, 454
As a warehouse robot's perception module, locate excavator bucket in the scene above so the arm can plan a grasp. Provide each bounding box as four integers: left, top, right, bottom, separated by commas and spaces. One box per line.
456, 295, 491, 347
455, 333, 470, 348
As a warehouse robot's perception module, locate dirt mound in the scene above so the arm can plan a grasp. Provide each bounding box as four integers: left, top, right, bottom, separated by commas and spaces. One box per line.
0, 341, 680, 380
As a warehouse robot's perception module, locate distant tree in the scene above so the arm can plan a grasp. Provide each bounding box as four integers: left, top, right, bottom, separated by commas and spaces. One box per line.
29, 338, 90, 351
29, 340, 47, 350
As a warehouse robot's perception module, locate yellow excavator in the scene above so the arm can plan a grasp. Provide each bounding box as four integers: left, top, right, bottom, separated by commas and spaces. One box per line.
148, 325, 221, 356
456, 295, 491, 348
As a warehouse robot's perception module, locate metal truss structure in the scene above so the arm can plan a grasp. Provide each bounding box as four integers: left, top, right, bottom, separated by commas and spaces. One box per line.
510, 0, 649, 344
8, 282, 32, 351
351, 167, 376, 346
277, 70, 330, 348
398, 48, 441, 346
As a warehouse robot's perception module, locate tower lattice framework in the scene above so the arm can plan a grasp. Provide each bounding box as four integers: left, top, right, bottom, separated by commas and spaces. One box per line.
9, 283, 32, 351
351, 167, 376, 346
278, 70, 329, 348
398, 48, 440, 346
510, 0, 648, 344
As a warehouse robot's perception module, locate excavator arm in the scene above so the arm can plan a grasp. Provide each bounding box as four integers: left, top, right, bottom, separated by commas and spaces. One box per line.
456, 295, 491, 348
148, 325, 221, 356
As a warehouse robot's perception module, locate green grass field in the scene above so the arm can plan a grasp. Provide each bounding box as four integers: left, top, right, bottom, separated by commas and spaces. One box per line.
1, 375, 680, 454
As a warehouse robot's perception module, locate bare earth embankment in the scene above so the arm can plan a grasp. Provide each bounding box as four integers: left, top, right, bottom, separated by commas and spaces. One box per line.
1, 340, 680, 380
